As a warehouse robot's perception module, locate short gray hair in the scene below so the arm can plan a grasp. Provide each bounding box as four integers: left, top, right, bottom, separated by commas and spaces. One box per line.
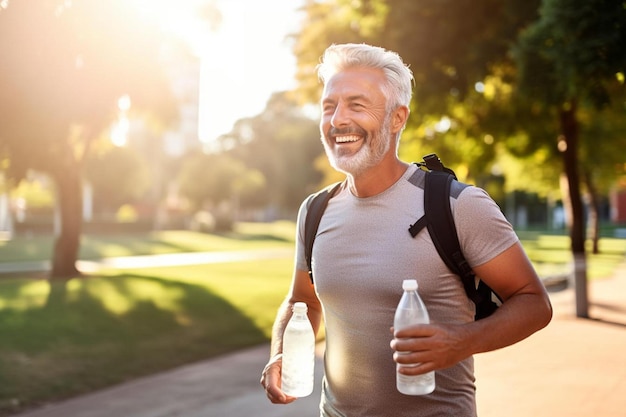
317, 43, 414, 111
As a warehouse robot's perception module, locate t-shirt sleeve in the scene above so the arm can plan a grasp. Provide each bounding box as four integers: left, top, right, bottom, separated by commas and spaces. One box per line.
453, 186, 519, 268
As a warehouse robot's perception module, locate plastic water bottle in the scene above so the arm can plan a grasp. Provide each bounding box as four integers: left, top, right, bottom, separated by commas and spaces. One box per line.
394, 279, 436, 395
281, 302, 315, 397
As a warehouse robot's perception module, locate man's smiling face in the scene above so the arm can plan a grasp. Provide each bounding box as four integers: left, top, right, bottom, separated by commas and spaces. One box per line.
320, 67, 393, 177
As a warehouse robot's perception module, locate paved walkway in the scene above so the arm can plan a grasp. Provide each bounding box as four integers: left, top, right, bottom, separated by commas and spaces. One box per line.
0, 249, 295, 274
6, 257, 626, 417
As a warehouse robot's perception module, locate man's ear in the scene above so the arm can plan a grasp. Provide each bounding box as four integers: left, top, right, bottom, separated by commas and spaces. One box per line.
391, 105, 410, 134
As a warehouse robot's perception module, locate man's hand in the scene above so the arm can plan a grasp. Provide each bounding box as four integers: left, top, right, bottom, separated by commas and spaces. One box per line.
260, 354, 297, 404
390, 323, 470, 374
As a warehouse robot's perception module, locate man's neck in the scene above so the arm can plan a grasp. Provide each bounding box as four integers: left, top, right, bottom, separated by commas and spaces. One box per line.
347, 158, 410, 198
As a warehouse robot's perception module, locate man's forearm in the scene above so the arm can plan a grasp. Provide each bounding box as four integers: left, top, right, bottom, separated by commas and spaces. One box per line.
463, 292, 552, 356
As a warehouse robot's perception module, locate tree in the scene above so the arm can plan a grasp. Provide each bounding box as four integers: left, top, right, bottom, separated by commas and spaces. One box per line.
176, 150, 265, 229
84, 145, 151, 215
219, 92, 324, 215
0, 0, 177, 278
579, 102, 626, 252
178, 152, 254, 209
513, 0, 626, 317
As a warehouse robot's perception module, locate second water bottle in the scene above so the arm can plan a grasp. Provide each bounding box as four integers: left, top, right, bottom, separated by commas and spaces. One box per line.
394, 279, 436, 395
281, 302, 315, 397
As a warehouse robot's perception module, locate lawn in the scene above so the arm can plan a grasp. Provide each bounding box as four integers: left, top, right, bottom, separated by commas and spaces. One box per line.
0, 222, 624, 415
0, 222, 296, 415
518, 233, 626, 279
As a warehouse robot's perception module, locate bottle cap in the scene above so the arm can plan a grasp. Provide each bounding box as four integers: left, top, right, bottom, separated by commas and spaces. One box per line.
293, 302, 308, 313
402, 279, 418, 291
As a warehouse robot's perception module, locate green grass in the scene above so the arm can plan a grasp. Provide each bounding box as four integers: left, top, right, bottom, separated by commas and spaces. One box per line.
518, 233, 626, 279
0, 222, 624, 415
0, 259, 293, 415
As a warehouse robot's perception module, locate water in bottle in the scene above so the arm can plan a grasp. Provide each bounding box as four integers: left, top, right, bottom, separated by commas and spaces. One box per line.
281, 302, 315, 397
394, 279, 436, 395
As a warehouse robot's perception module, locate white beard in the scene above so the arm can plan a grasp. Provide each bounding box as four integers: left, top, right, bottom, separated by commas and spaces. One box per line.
322, 114, 393, 177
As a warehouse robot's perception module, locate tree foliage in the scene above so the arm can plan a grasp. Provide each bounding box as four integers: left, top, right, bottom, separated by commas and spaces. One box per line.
0, 0, 177, 277
514, 0, 626, 108
382, 0, 541, 105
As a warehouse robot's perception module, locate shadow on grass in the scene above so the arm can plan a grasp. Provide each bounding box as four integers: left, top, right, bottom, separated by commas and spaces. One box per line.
0, 273, 267, 416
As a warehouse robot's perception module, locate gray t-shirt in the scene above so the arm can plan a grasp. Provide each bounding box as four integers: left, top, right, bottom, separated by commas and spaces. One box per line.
295, 164, 518, 417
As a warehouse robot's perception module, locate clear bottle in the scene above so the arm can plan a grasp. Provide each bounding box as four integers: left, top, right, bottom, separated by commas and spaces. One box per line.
394, 279, 436, 395
281, 302, 315, 397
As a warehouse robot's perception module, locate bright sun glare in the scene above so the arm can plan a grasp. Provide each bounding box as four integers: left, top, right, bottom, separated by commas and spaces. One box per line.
129, 0, 303, 144
130, 0, 210, 55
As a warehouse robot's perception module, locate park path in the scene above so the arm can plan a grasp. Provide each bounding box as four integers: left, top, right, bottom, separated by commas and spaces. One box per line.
0, 248, 295, 274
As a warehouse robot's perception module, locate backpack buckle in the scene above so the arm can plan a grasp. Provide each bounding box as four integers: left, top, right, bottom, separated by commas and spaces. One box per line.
423, 153, 444, 171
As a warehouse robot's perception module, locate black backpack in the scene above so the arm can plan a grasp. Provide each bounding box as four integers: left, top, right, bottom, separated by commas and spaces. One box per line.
304, 153, 501, 320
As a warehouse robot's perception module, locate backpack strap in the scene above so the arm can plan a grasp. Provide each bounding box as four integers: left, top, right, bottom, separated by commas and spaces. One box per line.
304, 182, 342, 284
424, 171, 475, 294
422, 170, 500, 320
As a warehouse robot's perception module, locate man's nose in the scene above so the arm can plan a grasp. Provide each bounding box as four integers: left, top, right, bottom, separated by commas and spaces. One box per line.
330, 103, 349, 128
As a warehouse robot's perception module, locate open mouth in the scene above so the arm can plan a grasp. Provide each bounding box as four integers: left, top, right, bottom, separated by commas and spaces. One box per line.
334, 135, 362, 144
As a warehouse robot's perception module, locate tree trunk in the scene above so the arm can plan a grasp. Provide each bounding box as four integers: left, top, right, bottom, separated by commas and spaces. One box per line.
559, 101, 588, 318
583, 169, 600, 254
50, 165, 83, 279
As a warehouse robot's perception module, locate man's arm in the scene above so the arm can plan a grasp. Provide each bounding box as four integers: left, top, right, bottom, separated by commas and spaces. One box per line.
261, 268, 322, 404
392, 242, 552, 374
463, 241, 553, 351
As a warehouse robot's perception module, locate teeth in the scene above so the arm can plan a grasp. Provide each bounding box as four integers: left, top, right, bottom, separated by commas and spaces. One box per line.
335, 135, 361, 143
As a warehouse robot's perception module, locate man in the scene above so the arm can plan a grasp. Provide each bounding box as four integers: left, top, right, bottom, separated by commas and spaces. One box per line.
261, 43, 552, 416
